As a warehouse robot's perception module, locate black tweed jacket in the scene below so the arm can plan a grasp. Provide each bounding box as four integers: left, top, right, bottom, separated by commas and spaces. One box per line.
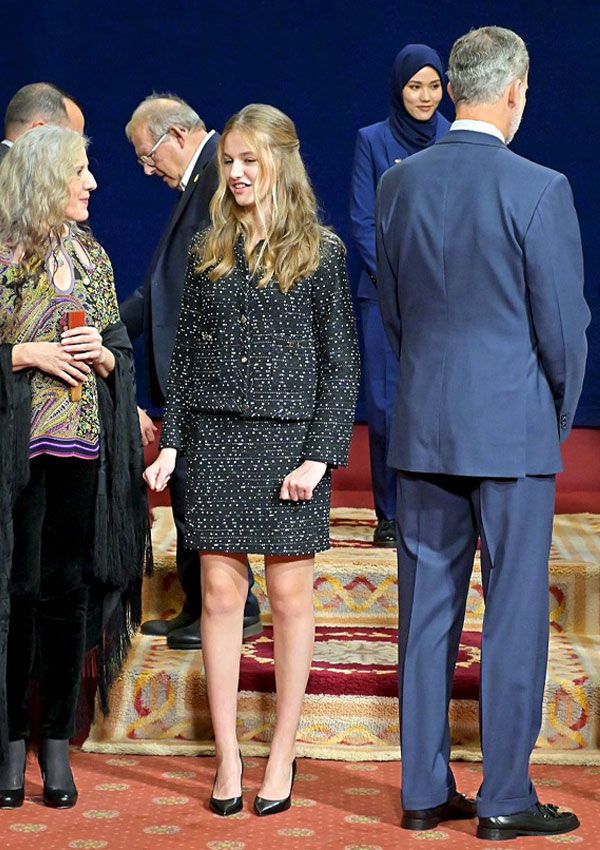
161, 231, 360, 467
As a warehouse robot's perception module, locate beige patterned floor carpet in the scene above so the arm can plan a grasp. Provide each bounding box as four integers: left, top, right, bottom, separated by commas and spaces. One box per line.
83, 509, 600, 763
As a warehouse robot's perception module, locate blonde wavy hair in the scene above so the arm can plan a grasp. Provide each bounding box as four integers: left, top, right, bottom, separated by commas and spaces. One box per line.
0, 124, 91, 277
198, 104, 325, 293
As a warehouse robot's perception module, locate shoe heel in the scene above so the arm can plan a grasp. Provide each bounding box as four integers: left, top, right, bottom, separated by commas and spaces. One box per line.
401, 816, 439, 831
476, 825, 517, 841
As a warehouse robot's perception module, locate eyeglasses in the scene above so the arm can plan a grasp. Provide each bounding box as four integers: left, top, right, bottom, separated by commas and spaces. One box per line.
137, 131, 170, 167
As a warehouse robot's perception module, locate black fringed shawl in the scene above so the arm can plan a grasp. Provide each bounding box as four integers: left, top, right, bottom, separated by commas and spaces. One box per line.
0, 320, 151, 758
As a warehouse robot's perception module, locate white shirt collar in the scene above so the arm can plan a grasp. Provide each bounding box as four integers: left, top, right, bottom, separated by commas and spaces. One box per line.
179, 129, 216, 191
1, 139, 13, 148
449, 119, 505, 144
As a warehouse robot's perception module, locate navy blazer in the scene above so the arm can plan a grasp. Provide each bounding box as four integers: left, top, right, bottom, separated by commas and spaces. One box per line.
350, 114, 450, 300
376, 130, 590, 477
120, 132, 220, 406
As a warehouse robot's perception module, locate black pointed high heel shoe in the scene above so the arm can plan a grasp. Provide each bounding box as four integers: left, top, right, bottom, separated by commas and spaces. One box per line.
209, 751, 243, 817
38, 739, 78, 809
254, 759, 297, 817
0, 739, 26, 809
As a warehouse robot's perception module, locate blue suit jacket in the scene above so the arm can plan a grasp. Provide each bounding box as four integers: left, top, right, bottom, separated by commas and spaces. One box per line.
350, 114, 450, 300
376, 130, 590, 477
120, 132, 220, 407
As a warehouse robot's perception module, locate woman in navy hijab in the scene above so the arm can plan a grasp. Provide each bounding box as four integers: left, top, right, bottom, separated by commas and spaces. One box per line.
350, 44, 450, 547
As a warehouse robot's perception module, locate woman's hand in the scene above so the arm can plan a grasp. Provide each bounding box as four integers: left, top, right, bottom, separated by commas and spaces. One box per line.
138, 407, 158, 446
61, 325, 103, 363
280, 460, 327, 502
12, 341, 90, 385
59, 326, 115, 378
143, 447, 177, 492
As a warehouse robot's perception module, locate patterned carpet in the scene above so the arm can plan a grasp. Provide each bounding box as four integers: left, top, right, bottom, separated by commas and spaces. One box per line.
84, 508, 600, 762
1, 752, 597, 850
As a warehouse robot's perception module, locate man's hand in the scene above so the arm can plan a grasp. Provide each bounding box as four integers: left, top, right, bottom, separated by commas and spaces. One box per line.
280, 460, 327, 501
144, 447, 177, 492
138, 407, 158, 446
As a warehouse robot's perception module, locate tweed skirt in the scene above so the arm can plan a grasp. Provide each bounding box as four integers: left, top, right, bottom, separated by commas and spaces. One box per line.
184, 412, 331, 555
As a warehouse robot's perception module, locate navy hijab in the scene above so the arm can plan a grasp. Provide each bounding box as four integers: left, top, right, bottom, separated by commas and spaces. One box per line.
390, 44, 445, 156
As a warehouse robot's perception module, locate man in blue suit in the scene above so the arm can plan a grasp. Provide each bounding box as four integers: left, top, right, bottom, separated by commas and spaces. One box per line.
121, 95, 261, 650
376, 26, 589, 840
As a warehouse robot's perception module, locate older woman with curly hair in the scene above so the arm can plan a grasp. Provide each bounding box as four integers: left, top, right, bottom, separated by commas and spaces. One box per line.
145, 104, 360, 817
0, 125, 147, 810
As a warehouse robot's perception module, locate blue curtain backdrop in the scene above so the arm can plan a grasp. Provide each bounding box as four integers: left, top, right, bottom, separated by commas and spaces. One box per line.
2, 0, 599, 422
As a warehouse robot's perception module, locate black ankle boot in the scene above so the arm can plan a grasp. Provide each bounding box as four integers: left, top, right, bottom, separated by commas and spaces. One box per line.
38, 738, 78, 808
0, 739, 26, 809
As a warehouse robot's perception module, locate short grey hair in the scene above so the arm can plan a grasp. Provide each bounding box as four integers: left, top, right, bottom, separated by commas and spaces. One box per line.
125, 93, 206, 141
447, 26, 529, 106
4, 82, 69, 135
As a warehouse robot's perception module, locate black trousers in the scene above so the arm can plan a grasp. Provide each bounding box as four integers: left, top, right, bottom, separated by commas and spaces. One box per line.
7, 455, 97, 740
170, 454, 201, 616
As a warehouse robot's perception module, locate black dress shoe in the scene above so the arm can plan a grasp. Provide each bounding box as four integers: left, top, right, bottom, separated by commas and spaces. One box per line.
141, 609, 197, 637
167, 614, 263, 650
402, 791, 477, 830
209, 752, 243, 817
242, 613, 263, 641
373, 518, 397, 548
0, 739, 26, 809
477, 802, 580, 840
254, 759, 297, 817
167, 618, 201, 650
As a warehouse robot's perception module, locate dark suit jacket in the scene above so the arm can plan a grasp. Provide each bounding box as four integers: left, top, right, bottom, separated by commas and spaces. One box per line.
376, 129, 590, 477
120, 132, 220, 406
0, 142, 11, 163
160, 232, 360, 467
350, 114, 449, 300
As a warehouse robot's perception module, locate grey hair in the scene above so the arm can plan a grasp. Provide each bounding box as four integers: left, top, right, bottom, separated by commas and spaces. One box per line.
125, 93, 206, 141
4, 82, 69, 135
447, 26, 529, 105
0, 125, 88, 262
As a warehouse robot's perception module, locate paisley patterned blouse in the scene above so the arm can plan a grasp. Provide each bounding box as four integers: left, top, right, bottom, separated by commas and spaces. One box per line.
0, 234, 121, 460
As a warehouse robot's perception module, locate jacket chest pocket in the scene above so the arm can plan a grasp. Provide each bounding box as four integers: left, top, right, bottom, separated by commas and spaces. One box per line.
271, 336, 317, 394
195, 330, 221, 382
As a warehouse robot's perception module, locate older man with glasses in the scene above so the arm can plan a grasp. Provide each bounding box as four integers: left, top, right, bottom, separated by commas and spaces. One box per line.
120, 94, 262, 650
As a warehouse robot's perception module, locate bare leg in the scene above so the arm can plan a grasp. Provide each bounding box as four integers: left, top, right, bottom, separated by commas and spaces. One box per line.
259, 554, 315, 799
201, 551, 248, 799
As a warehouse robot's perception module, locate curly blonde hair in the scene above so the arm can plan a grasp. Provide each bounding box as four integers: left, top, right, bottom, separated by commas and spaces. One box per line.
198, 104, 326, 293
0, 124, 91, 276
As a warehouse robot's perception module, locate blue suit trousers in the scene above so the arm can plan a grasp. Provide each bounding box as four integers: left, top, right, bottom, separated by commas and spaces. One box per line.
395, 471, 555, 817
360, 298, 399, 520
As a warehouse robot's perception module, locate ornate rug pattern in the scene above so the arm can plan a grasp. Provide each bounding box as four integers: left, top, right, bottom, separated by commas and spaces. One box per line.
3, 753, 599, 850
84, 509, 600, 762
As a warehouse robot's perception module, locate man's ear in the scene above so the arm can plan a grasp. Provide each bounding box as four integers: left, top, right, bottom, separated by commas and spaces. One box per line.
506, 78, 522, 108
170, 126, 187, 148
447, 81, 456, 104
